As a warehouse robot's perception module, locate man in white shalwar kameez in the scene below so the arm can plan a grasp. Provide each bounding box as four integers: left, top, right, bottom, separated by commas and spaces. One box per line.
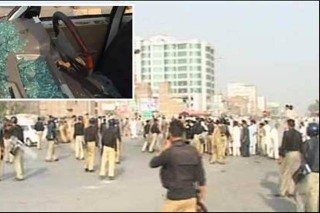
264, 120, 272, 158
232, 121, 241, 157
270, 123, 280, 159
249, 120, 257, 155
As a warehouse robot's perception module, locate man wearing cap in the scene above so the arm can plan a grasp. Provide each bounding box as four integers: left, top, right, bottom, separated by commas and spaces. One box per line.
45, 116, 59, 162
100, 119, 118, 180
84, 118, 98, 172
34, 117, 45, 150
74, 116, 85, 160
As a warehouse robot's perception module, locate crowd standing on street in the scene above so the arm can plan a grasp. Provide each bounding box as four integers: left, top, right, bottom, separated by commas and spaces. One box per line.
0, 103, 319, 212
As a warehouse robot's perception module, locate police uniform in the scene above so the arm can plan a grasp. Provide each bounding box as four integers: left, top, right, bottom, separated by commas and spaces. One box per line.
192, 121, 204, 154
296, 123, 319, 212
149, 121, 161, 152
99, 120, 118, 179
74, 120, 85, 160
150, 139, 206, 212
278, 127, 303, 197
34, 119, 45, 150
142, 121, 151, 152
210, 122, 224, 164
84, 121, 98, 172
206, 120, 214, 155
45, 119, 58, 162
9, 121, 25, 180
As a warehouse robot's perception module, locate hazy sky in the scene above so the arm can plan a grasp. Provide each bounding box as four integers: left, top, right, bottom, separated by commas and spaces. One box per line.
134, 1, 319, 114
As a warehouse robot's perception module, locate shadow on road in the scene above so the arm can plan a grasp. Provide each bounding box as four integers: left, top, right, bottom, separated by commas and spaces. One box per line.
260, 171, 296, 212
25, 167, 47, 180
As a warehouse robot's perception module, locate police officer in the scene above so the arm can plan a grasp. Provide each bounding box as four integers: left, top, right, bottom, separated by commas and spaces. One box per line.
74, 116, 85, 160
84, 118, 98, 172
9, 116, 25, 181
192, 117, 205, 154
34, 117, 45, 150
149, 118, 161, 153
45, 116, 59, 162
99, 119, 118, 180
142, 120, 151, 152
150, 119, 207, 212
278, 119, 303, 197
210, 120, 224, 164
296, 123, 319, 212
206, 118, 214, 155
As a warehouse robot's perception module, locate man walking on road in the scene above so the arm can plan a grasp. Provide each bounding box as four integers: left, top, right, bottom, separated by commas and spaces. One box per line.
84, 118, 98, 172
34, 117, 45, 150
74, 116, 85, 160
45, 116, 59, 162
99, 119, 118, 180
150, 119, 207, 212
278, 119, 303, 197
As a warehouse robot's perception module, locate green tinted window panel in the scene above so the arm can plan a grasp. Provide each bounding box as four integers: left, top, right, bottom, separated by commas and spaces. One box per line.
18, 57, 64, 98
0, 21, 27, 98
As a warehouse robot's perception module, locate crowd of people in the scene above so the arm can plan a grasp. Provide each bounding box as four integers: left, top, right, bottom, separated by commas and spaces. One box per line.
0, 105, 319, 212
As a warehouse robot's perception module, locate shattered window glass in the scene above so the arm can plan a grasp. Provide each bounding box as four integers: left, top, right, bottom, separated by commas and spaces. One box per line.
0, 20, 27, 98
0, 20, 64, 98
18, 57, 65, 98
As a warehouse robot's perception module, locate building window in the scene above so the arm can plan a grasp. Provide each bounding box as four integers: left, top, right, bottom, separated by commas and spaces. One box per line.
189, 43, 201, 49
191, 88, 202, 93
153, 60, 163, 65
178, 81, 188, 86
164, 52, 176, 57
178, 66, 187, 71
152, 52, 163, 58
153, 67, 163, 72
189, 59, 201, 64
190, 74, 201, 79
178, 88, 187, 93
177, 43, 187, 49
177, 51, 187, 57
153, 45, 163, 51
153, 74, 163, 80
165, 59, 176, 64
178, 73, 187, 78
165, 44, 176, 50
178, 59, 187, 64
190, 51, 201, 57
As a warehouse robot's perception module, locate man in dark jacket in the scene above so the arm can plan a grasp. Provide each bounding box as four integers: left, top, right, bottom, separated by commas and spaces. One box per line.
141, 120, 151, 152
278, 119, 303, 197
45, 116, 58, 162
74, 116, 85, 160
84, 118, 98, 172
34, 117, 45, 150
149, 118, 161, 152
99, 119, 118, 180
295, 122, 319, 212
150, 119, 207, 212
8, 116, 25, 181
240, 120, 250, 157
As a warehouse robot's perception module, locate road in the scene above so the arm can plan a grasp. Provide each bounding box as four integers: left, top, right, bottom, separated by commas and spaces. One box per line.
0, 137, 296, 212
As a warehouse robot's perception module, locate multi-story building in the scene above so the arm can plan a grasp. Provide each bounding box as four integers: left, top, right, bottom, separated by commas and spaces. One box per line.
257, 96, 266, 113
227, 83, 257, 115
135, 35, 215, 111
